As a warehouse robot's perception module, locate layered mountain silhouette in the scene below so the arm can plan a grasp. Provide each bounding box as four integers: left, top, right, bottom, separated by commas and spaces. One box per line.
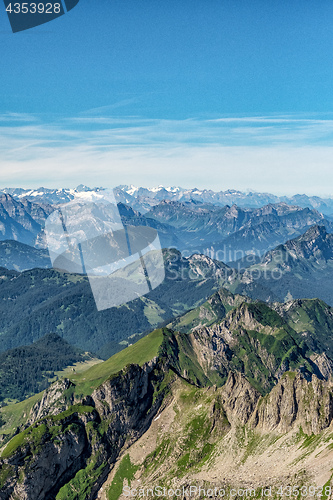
2, 190, 333, 265
231, 225, 333, 305
146, 200, 333, 258
0, 249, 231, 357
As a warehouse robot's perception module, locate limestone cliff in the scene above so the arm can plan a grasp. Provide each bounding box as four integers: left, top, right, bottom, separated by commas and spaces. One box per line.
0, 359, 166, 500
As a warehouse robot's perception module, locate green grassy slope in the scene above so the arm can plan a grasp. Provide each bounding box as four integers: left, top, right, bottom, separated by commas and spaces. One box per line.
0, 329, 163, 439
68, 328, 165, 397
276, 298, 333, 356
0, 392, 43, 437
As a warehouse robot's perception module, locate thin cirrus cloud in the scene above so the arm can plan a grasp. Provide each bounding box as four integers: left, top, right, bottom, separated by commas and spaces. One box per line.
1, 112, 333, 196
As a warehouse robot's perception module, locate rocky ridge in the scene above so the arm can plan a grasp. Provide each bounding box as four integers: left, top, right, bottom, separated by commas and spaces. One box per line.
229, 225, 333, 306
2, 296, 333, 498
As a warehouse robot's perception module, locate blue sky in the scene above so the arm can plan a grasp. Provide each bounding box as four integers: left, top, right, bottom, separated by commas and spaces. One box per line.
1, 0, 333, 194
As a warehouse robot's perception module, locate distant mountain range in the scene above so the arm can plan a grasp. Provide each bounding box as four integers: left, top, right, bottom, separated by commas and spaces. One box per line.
1, 189, 332, 264
0, 194, 53, 247
2, 184, 333, 214
145, 199, 333, 259
2, 185, 333, 323
118, 185, 333, 216
0, 184, 99, 205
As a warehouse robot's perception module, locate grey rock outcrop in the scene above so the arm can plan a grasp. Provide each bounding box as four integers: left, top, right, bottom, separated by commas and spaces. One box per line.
220, 371, 261, 425
0, 358, 165, 500
251, 372, 333, 434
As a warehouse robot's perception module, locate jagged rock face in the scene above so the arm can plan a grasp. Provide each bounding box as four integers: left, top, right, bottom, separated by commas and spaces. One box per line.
221, 302, 273, 334
220, 372, 261, 425
95, 370, 333, 498
282, 225, 333, 261
185, 301, 332, 393
2, 317, 333, 499
27, 378, 76, 426
217, 370, 333, 435
251, 373, 333, 434
187, 253, 230, 280
169, 285, 246, 334
92, 359, 162, 448
310, 353, 333, 380
2, 366, 333, 499
0, 359, 165, 500
5, 423, 89, 500
260, 225, 333, 268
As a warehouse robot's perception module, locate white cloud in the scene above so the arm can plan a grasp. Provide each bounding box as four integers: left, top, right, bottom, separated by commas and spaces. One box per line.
1, 113, 333, 196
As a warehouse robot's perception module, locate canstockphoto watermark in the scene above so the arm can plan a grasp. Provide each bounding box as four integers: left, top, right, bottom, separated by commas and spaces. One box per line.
123, 485, 228, 497
45, 189, 165, 312
122, 484, 333, 498
122, 485, 257, 497
3, 0, 80, 33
